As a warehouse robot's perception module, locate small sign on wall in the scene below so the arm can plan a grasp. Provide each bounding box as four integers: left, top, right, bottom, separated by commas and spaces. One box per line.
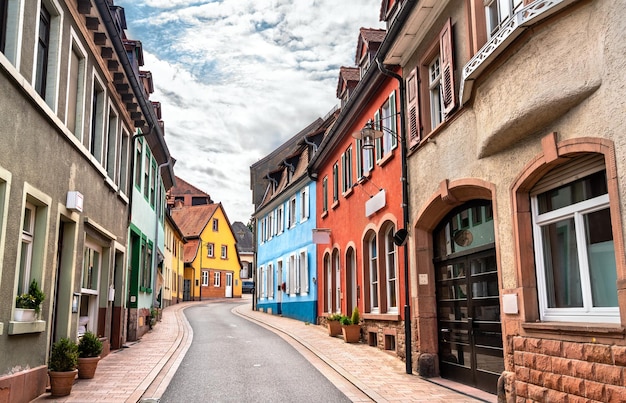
365, 189, 386, 217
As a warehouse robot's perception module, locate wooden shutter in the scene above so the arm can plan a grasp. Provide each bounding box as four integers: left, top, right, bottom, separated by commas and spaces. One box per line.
439, 18, 456, 116
406, 68, 420, 148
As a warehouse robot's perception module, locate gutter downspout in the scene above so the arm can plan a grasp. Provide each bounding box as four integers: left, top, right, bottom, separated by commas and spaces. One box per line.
377, 58, 412, 375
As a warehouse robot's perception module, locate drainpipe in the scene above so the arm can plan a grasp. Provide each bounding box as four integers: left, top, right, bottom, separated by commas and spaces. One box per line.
303, 136, 318, 153
377, 57, 412, 375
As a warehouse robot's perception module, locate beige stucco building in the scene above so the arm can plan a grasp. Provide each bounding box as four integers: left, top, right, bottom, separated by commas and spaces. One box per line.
377, 0, 626, 400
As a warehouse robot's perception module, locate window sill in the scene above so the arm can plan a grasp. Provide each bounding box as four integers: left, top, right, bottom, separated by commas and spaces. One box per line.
321, 211, 328, 219
522, 321, 625, 339
376, 151, 394, 167
342, 187, 354, 199
363, 313, 401, 321
331, 200, 340, 210
8, 320, 46, 335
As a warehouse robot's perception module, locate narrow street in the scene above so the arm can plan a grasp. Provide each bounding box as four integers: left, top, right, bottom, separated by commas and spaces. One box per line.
160, 300, 351, 403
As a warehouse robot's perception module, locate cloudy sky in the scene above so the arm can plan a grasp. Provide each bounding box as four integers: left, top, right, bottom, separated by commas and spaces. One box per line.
117, 0, 384, 224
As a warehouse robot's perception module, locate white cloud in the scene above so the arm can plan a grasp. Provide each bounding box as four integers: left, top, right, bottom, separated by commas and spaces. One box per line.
118, 0, 384, 223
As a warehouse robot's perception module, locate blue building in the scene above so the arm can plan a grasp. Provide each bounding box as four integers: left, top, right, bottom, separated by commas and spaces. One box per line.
251, 112, 337, 323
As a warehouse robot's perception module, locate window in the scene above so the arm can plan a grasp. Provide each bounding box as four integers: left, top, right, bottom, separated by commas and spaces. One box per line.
532, 162, 618, 323
277, 205, 284, 233
428, 56, 443, 130
0, 0, 7, 53
288, 196, 296, 228
105, 107, 118, 180
324, 254, 332, 313
413, 18, 456, 139
300, 188, 309, 221
201, 270, 209, 286
212, 218, 219, 232
143, 150, 150, 199
141, 242, 152, 289
259, 265, 266, 298
381, 92, 398, 154
288, 254, 296, 294
385, 227, 398, 313
374, 110, 383, 161
332, 162, 339, 202
221, 245, 227, 259
207, 243, 214, 257
82, 242, 100, 292
90, 76, 105, 161
118, 129, 130, 193
34, 5, 50, 99
341, 146, 353, 193
485, 0, 523, 38
299, 250, 308, 294
334, 250, 341, 313
66, 38, 86, 138
213, 271, 220, 287
369, 235, 379, 313
267, 263, 274, 298
18, 202, 36, 295
322, 176, 328, 213
134, 140, 142, 189
150, 161, 157, 207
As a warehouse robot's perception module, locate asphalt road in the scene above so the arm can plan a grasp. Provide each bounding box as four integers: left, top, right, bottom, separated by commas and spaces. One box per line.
160, 300, 351, 403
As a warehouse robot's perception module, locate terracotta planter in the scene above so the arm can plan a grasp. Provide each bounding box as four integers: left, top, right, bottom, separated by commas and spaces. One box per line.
342, 324, 361, 343
49, 370, 77, 397
13, 308, 36, 322
77, 356, 100, 379
327, 320, 342, 336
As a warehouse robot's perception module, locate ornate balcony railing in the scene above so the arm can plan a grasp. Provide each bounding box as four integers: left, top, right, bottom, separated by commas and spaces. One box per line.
459, 0, 578, 104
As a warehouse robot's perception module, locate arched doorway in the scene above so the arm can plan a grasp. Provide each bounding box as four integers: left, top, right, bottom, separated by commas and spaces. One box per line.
433, 201, 503, 394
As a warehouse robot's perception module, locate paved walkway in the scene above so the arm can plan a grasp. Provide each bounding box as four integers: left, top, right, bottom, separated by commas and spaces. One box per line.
33, 298, 496, 403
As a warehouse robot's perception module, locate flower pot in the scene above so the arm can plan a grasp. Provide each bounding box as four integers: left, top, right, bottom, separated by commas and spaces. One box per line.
342, 324, 361, 343
327, 320, 342, 336
77, 356, 100, 379
49, 369, 77, 397
13, 308, 36, 322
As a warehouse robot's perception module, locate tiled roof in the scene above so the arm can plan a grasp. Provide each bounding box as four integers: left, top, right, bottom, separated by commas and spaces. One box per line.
170, 204, 218, 237
232, 221, 254, 253
183, 239, 199, 263
360, 27, 387, 43
170, 176, 212, 200
337, 66, 360, 98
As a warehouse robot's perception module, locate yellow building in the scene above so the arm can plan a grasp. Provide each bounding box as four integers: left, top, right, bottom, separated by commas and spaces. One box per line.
171, 203, 242, 300
163, 212, 186, 307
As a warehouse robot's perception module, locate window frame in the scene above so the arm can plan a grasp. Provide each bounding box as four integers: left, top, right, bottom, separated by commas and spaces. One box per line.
532, 183, 618, 323
213, 271, 220, 287
212, 218, 219, 232
221, 244, 227, 259
207, 242, 214, 258
300, 187, 309, 222
201, 270, 209, 286
322, 176, 328, 213
385, 226, 398, 313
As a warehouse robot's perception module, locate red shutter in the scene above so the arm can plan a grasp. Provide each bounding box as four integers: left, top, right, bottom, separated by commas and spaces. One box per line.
406, 68, 420, 148
439, 18, 456, 116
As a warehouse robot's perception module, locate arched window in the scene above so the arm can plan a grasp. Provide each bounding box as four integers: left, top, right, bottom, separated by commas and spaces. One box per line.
385, 226, 398, 313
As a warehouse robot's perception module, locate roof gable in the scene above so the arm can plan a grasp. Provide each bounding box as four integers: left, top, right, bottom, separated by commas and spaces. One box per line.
170, 203, 218, 238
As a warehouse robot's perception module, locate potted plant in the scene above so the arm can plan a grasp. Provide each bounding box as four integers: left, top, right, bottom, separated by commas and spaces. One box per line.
14, 279, 45, 321
327, 312, 342, 336
77, 331, 103, 379
48, 338, 78, 397
341, 307, 361, 343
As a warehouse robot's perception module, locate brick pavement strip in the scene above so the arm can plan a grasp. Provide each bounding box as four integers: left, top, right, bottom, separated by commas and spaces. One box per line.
32, 299, 495, 402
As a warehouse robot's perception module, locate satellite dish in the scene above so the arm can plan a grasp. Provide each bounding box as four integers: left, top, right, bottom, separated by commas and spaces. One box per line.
393, 228, 409, 246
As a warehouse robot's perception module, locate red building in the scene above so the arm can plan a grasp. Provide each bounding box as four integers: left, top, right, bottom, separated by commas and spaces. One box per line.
309, 28, 409, 358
